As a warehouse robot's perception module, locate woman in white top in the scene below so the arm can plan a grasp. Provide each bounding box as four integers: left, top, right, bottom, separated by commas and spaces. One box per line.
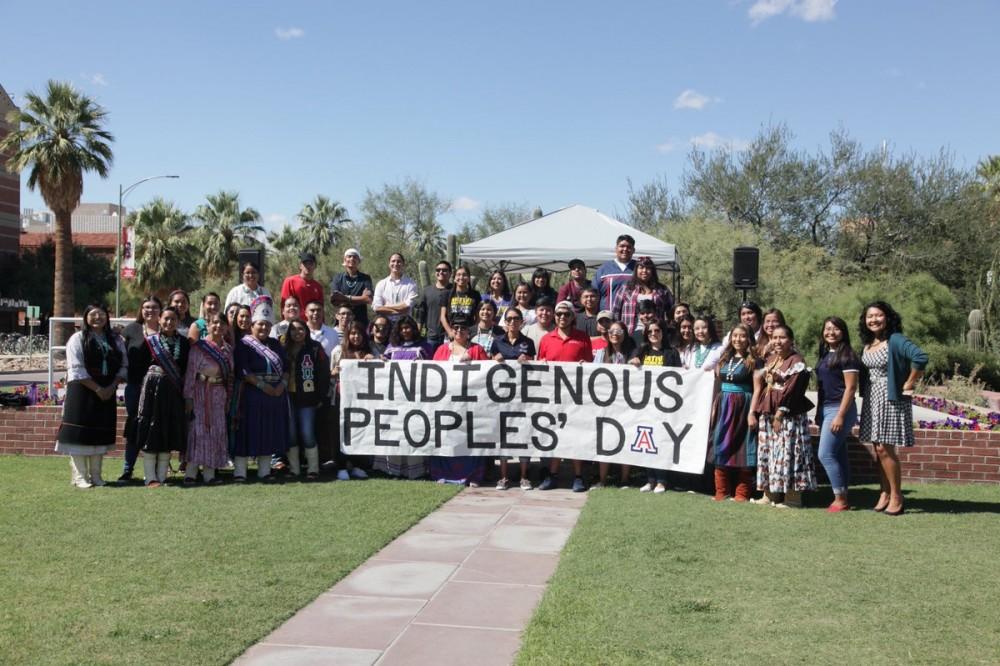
224, 261, 271, 310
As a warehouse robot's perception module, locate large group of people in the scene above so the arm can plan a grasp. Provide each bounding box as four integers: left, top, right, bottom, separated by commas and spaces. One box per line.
55, 235, 928, 513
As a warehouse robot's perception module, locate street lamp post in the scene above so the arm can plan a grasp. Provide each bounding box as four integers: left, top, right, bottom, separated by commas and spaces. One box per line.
115, 175, 180, 316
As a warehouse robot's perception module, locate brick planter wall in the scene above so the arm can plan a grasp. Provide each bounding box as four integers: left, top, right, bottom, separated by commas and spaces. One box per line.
0, 405, 126, 456
3, 405, 999, 484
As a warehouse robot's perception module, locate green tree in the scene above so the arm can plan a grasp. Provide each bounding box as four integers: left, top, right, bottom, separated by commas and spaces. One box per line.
621, 177, 685, 234
0, 241, 115, 317
297, 195, 350, 256
353, 179, 449, 273
977, 155, 1000, 201
129, 198, 199, 297
683, 124, 862, 247
193, 190, 264, 279
0, 80, 113, 339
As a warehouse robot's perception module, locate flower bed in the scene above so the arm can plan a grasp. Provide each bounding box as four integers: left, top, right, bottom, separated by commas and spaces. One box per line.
914, 396, 1000, 431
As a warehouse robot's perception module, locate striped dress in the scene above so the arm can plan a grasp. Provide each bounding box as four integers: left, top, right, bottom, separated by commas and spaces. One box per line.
710, 356, 758, 468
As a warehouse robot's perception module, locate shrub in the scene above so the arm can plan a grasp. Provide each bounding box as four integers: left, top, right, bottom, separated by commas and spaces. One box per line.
922, 342, 1000, 391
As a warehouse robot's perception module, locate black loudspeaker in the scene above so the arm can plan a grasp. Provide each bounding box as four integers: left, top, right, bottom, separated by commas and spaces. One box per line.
733, 246, 759, 289
237, 248, 266, 287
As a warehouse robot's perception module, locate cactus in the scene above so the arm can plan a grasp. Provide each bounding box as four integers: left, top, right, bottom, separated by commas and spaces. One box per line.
447, 234, 457, 269
968, 309, 986, 352
417, 260, 430, 291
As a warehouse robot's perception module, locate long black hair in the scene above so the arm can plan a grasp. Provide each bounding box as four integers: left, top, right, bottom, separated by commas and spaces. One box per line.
626, 256, 665, 291
486, 270, 512, 300
389, 315, 424, 346
858, 300, 903, 345
818, 316, 860, 370
134, 295, 163, 324
81, 303, 124, 370
693, 314, 721, 345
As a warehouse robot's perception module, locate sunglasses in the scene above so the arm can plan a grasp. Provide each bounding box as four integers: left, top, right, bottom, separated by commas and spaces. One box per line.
435, 268, 451, 273
554, 311, 573, 318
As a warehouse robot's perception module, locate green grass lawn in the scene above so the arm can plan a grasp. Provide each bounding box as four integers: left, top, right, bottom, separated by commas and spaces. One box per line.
0, 456, 459, 665
518, 484, 1000, 665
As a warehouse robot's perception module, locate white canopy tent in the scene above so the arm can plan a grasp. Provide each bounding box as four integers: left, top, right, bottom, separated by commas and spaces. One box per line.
459, 204, 680, 292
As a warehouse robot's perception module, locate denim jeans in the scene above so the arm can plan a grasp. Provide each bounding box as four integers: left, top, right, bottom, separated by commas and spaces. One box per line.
122, 382, 142, 473
288, 405, 318, 450
817, 402, 857, 495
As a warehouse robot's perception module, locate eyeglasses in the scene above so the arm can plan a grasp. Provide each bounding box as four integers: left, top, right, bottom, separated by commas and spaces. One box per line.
453, 325, 469, 332
505, 317, 522, 323
608, 330, 625, 336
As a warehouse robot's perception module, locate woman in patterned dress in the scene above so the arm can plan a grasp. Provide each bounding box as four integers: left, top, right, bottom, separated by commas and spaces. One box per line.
751, 324, 815, 508
858, 301, 927, 515
182, 313, 232, 485
709, 324, 762, 501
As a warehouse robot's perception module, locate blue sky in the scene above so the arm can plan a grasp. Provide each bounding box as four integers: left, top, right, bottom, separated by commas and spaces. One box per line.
6, 0, 999, 235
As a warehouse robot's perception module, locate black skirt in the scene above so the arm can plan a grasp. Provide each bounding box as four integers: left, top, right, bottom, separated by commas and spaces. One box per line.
57, 380, 118, 446
136, 368, 188, 454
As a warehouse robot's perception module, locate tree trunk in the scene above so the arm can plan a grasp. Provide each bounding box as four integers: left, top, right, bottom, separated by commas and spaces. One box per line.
52, 207, 75, 346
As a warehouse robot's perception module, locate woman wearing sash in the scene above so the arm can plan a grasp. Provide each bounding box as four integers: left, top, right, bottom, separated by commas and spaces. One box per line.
57, 304, 128, 488
117, 296, 161, 483
182, 313, 233, 485
136, 307, 191, 487
233, 296, 289, 482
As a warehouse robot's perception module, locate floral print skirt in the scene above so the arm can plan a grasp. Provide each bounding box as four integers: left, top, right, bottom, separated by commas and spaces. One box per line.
756, 413, 816, 493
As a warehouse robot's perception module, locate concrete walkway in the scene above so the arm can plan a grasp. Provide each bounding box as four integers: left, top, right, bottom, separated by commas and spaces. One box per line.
235, 486, 587, 665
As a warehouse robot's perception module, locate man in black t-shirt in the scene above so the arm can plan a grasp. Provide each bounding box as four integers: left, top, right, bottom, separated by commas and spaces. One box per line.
329, 248, 374, 327
421, 260, 453, 346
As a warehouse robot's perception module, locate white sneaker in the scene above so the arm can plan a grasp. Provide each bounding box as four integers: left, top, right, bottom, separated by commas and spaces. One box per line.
653, 484, 667, 494
519, 478, 533, 491
495, 478, 509, 491
349, 467, 369, 479
336, 469, 350, 481
639, 483, 654, 493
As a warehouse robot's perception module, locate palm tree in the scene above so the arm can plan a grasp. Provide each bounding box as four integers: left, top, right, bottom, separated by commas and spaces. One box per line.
266, 223, 302, 253
193, 190, 264, 279
411, 217, 446, 257
0, 80, 113, 341
297, 195, 350, 256
977, 155, 1000, 202
129, 198, 198, 297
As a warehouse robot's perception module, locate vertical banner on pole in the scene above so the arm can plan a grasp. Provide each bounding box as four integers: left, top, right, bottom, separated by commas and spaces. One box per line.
121, 226, 136, 279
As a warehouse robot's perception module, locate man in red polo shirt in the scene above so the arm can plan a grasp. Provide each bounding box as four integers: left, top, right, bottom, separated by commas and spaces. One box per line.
537, 300, 593, 492
281, 252, 324, 318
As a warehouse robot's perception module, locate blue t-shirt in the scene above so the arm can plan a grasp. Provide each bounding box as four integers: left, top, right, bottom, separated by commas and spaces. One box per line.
492, 334, 536, 360
816, 352, 861, 405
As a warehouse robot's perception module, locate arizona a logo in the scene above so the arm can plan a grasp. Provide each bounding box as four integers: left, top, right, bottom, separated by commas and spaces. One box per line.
630, 426, 658, 454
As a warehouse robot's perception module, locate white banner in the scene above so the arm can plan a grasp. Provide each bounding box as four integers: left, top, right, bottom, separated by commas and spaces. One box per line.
339, 360, 714, 473
121, 226, 136, 279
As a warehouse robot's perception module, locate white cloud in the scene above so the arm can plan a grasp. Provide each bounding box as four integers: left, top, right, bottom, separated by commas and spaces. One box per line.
275, 27, 305, 40
449, 196, 480, 212
749, 0, 836, 25
83, 72, 108, 86
673, 89, 713, 110
655, 139, 679, 154
689, 132, 750, 151
264, 213, 289, 229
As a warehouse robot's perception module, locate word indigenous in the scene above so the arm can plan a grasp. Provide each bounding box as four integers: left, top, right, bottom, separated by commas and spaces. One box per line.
340, 360, 715, 473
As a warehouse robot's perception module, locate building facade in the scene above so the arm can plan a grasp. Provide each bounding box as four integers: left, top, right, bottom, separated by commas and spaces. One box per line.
0, 83, 20, 254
